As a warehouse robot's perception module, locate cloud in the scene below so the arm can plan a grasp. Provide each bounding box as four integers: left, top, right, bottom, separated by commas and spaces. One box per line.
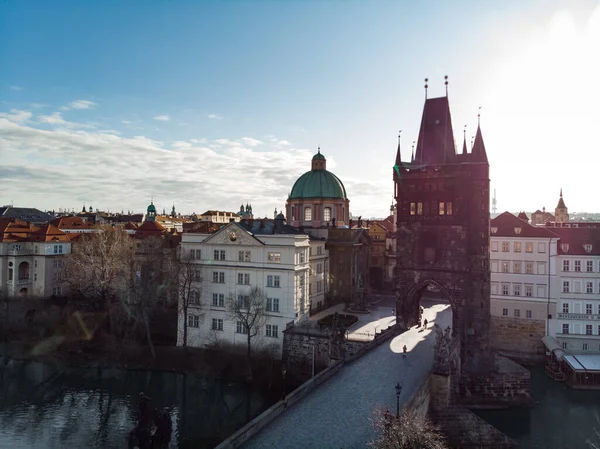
37, 111, 94, 129
208, 113, 223, 120
122, 120, 133, 124
9, 85, 23, 91
153, 115, 170, 121
240, 137, 262, 147
62, 100, 97, 110
0, 109, 32, 123
265, 135, 292, 148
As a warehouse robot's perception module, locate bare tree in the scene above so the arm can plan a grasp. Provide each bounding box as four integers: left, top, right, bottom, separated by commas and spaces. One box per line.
587, 414, 600, 449
226, 286, 268, 360
369, 408, 449, 449
63, 226, 135, 333
178, 252, 202, 349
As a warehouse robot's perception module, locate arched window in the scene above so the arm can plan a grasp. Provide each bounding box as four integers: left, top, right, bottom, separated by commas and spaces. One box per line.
323, 207, 332, 222
304, 207, 312, 221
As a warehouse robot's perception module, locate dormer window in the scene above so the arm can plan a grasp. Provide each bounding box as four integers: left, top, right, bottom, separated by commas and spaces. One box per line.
514, 227, 522, 235
561, 243, 570, 252
491, 227, 498, 234
584, 244, 593, 253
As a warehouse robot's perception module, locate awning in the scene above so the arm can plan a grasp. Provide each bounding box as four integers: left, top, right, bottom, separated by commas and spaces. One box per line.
542, 336, 565, 360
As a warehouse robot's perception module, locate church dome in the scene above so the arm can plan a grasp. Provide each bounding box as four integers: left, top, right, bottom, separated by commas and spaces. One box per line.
147, 202, 156, 213
289, 170, 348, 200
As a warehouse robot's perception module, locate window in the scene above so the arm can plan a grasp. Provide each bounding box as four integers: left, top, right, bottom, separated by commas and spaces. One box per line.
323, 207, 332, 222
537, 262, 546, 275
538, 242, 546, 253
299, 251, 305, 264
268, 252, 281, 263
213, 250, 226, 261
583, 343, 589, 351
514, 242, 521, 252
191, 290, 201, 304
237, 295, 250, 309
417, 202, 423, 215
266, 324, 279, 338
212, 293, 224, 307
514, 309, 520, 318
446, 202, 453, 216
52, 286, 61, 296
526, 310, 532, 319
309, 283, 313, 295
236, 321, 248, 334
525, 285, 533, 297
562, 323, 569, 334
501, 262, 509, 273
211, 318, 223, 331
34, 246, 38, 254
513, 284, 521, 296
212, 271, 225, 283
585, 244, 593, 253
586, 304, 593, 314
304, 207, 312, 221
587, 282, 594, 294
513, 262, 521, 274
501, 284, 509, 295
491, 241, 498, 252
438, 202, 445, 215
502, 308, 508, 316
575, 260, 581, 272
562, 342, 568, 350
562, 244, 570, 252
190, 249, 201, 260
237, 273, 250, 285
238, 251, 251, 262
525, 262, 534, 274
598, 325, 600, 335
587, 260, 594, 272
563, 281, 570, 293
563, 303, 569, 313
502, 242, 509, 252
525, 243, 533, 253
316, 263, 323, 274
53, 245, 63, 254
586, 325, 593, 335
410, 202, 416, 215
188, 315, 200, 328
563, 260, 571, 271
317, 246, 323, 256
267, 275, 280, 288
266, 297, 280, 312
53, 259, 59, 268
317, 280, 323, 293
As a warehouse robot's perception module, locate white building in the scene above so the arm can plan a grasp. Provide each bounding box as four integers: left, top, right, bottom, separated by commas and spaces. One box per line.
489, 212, 559, 356
177, 218, 325, 358
308, 237, 328, 312
0, 220, 72, 298
551, 227, 600, 354
199, 210, 240, 224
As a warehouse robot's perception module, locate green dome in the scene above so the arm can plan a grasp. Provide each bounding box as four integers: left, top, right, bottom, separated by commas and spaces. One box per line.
147, 203, 156, 213
312, 152, 326, 161
289, 170, 348, 200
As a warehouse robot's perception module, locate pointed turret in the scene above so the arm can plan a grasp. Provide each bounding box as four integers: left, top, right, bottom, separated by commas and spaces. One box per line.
556, 189, 567, 209
393, 131, 407, 180
462, 128, 468, 155
471, 124, 488, 163
414, 96, 457, 165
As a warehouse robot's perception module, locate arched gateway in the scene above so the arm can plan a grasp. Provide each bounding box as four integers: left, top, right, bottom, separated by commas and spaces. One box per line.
393, 88, 491, 373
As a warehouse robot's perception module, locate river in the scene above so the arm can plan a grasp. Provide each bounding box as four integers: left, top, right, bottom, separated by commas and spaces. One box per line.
477, 365, 600, 449
0, 357, 271, 449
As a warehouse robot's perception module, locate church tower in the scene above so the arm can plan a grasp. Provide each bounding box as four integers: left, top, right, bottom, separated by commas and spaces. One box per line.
146, 201, 157, 222
393, 78, 491, 372
555, 189, 569, 224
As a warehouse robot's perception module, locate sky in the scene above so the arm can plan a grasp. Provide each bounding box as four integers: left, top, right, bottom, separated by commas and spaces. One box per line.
1, 0, 599, 218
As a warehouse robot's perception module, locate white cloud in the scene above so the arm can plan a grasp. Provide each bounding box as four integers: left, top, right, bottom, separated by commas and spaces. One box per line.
214, 138, 238, 146
153, 115, 170, 122
240, 137, 262, 147
190, 138, 207, 144
122, 120, 133, 124
208, 113, 223, 120
0, 109, 32, 123
62, 100, 97, 110
37, 111, 94, 129
9, 85, 23, 91
172, 141, 192, 149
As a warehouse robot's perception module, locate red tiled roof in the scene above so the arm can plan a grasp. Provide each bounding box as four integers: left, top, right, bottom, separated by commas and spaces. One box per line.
135, 220, 167, 239
29, 224, 71, 242
490, 212, 558, 238
551, 227, 600, 255
50, 216, 95, 230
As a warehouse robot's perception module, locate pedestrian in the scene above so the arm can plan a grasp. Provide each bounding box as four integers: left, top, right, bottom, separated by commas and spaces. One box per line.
402, 344, 407, 359
424, 319, 428, 329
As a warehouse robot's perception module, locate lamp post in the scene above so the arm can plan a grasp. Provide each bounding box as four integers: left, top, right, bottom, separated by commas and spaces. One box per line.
281, 366, 287, 400
395, 382, 402, 418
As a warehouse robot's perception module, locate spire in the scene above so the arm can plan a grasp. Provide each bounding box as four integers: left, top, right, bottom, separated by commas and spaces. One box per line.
424, 78, 428, 99
471, 124, 488, 163
556, 188, 567, 210
411, 141, 415, 163
395, 130, 402, 166
444, 75, 448, 97
560, 188, 563, 198
462, 125, 467, 155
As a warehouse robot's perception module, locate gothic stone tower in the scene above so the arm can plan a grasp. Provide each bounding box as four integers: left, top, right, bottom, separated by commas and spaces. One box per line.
393, 92, 491, 372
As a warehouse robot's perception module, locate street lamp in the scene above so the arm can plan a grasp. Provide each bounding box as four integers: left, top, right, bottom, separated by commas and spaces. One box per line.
281, 366, 287, 400
395, 382, 402, 418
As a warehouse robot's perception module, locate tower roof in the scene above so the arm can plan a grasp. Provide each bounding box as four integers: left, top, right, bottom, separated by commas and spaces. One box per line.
414, 96, 456, 165
556, 189, 567, 209
471, 124, 488, 163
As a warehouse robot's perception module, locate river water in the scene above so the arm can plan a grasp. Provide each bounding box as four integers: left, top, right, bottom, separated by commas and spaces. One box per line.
0, 357, 271, 449
477, 366, 600, 449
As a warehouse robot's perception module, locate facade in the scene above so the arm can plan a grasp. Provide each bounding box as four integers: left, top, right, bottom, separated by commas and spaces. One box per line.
489, 212, 559, 358
200, 210, 241, 224
367, 221, 388, 289
552, 227, 600, 354
50, 216, 96, 234
286, 149, 350, 229
308, 237, 328, 313
177, 220, 312, 358
0, 219, 72, 298
393, 90, 491, 370
531, 208, 555, 226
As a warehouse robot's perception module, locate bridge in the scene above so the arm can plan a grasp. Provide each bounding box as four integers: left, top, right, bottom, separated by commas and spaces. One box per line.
242, 299, 452, 449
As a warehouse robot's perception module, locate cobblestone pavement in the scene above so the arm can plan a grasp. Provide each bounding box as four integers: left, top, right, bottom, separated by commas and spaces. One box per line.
243, 299, 452, 449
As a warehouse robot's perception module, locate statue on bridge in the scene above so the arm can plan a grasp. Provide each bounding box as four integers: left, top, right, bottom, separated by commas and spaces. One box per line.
328, 312, 346, 361
433, 324, 452, 367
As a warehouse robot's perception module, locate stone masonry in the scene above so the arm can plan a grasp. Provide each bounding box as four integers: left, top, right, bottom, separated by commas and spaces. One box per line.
490, 316, 545, 362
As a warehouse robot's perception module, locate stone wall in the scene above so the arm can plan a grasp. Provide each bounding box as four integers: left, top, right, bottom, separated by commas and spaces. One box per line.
490, 316, 545, 362
459, 355, 532, 409
403, 371, 431, 419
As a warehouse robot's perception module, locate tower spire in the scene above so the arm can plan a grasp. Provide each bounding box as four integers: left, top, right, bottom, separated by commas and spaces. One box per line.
424, 78, 428, 99
395, 130, 402, 166
411, 141, 415, 163
462, 125, 467, 155
560, 187, 563, 197
444, 75, 449, 97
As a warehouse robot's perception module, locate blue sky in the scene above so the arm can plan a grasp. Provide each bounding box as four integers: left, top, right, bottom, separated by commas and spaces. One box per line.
1, 0, 599, 217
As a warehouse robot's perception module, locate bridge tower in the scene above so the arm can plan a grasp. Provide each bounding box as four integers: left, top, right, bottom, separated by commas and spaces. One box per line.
393, 78, 491, 373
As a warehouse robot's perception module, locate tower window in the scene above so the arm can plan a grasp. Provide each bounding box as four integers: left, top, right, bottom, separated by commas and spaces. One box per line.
446, 202, 453, 216
304, 207, 312, 221
417, 202, 423, 215
439, 202, 445, 215
410, 203, 416, 215
323, 207, 332, 222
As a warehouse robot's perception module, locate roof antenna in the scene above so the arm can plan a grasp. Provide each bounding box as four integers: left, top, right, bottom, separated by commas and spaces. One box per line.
444, 75, 449, 96
424, 78, 429, 99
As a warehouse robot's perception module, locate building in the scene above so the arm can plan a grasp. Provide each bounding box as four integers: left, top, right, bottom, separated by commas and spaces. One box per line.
393, 88, 491, 369
177, 218, 313, 358
0, 206, 51, 225
554, 189, 569, 224
489, 212, 559, 358
286, 149, 350, 230
50, 216, 97, 234
200, 210, 241, 224
531, 208, 555, 226
366, 221, 388, 289
0, 219, 72, 298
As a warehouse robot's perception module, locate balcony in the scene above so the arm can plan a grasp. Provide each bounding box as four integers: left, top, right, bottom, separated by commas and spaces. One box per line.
6, 278, 31, 286
8, 249, 34, 256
